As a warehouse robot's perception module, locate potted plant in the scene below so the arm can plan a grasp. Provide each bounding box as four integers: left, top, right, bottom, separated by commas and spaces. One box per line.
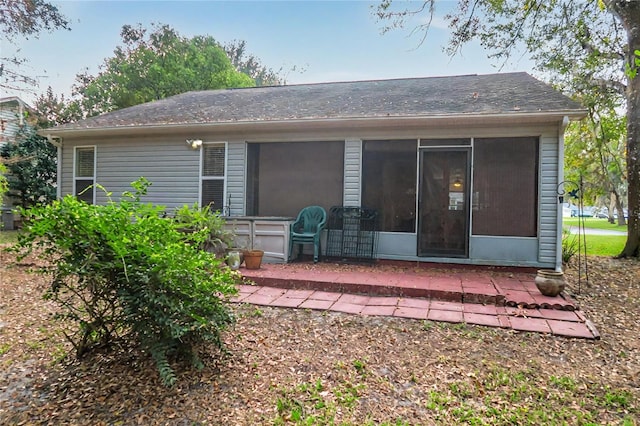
243, 249, 264, 270
534, 269, 565, 297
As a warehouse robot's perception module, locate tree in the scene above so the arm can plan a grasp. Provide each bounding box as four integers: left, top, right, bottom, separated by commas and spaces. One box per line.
71, 23, 255, 117
375, 0, 640, 258
0, 127, 57, 209
223, 40, 283, 86
32, 86, 82, 128
564, 109, 627, 224
0, 0, 70, 92
0, 0, 69, 208
0, 163, 7, 210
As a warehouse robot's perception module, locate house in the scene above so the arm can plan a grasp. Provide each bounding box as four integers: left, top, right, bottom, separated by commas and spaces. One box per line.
42, 72, 585, 269
1, 96, 36, 229
1, 96, 34, 147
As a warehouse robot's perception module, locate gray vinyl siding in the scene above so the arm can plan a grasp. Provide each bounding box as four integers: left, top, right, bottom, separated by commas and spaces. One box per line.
55, 120, 566, 267
538, 134, 559, 265
0, 107, 22, 146
61, 137, 200, 211
343, 138, 361, 206
60, 143, 73, 197
227, 141, 246, 216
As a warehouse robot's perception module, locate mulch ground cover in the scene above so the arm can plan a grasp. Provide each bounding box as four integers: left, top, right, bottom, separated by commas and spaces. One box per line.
1, 248, 638, 425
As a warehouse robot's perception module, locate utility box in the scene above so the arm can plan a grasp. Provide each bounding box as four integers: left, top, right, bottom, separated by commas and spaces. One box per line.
1, 208, 14, 231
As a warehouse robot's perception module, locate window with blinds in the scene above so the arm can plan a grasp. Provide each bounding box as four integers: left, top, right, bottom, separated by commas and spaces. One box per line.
74, 146, 95, 204
201, 143, 226, 212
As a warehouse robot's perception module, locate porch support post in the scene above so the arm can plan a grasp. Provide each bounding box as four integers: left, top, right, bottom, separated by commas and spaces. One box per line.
343, 138, 362, 207
555, 116, 570, 272
46, 134, 63, 200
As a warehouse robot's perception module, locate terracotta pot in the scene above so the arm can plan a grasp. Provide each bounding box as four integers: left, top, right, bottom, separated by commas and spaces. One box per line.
534, 269, 565, 297
243, 249, 264, 270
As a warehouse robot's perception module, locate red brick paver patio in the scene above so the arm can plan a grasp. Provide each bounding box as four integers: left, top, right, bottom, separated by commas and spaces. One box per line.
233, 262, 599, 340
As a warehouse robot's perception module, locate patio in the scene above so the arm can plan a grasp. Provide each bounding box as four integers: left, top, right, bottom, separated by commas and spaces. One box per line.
233, 261, 600, 340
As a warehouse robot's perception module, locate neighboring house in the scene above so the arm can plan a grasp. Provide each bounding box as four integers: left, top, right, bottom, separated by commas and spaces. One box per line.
0, 96, 34, 147
1, 97, 35, 228
42, 72, 585, 269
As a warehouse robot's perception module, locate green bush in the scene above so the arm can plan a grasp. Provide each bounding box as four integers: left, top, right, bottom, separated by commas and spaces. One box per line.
173, 203, 234, 256
10, 179, 239, 386
562, 228, 579, 265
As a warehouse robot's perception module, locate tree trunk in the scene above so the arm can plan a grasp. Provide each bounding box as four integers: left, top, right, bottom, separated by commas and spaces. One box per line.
611, 1, 640, 257
609, 190, 626, 225
609, 192, 616, 223
614, 191, 626, 226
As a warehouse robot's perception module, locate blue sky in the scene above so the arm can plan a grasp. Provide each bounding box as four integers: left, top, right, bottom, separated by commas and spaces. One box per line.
4, 0, 533, 104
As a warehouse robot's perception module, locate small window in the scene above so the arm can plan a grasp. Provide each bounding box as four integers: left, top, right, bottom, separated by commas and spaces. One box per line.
74, 146, 95, 204
201, 143, 226, 212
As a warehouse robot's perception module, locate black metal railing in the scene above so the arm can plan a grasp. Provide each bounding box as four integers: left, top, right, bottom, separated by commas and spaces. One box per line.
325, 206, 378, 263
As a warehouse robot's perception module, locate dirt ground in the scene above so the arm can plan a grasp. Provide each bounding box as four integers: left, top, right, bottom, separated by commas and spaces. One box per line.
0, 248, 638, 425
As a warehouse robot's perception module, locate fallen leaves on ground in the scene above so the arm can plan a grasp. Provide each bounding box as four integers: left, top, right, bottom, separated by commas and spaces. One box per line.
0, 248, 638, 425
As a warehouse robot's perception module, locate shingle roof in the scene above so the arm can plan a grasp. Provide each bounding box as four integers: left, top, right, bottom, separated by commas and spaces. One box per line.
51, 72, 584, 131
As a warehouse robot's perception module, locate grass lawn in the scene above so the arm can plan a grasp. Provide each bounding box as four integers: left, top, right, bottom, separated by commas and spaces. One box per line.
562, 218, 628, 257
567, 234, 627, 257
0, 230, 18, 245
563, 217, 628, 231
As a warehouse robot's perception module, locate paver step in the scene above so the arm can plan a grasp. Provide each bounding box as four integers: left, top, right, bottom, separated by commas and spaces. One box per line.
231, 284, 600, 340
245, 273, 505, 305
240, 263, 578, 310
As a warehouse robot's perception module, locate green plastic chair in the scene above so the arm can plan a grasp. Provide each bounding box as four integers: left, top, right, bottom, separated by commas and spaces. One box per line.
289, 206, 327, 263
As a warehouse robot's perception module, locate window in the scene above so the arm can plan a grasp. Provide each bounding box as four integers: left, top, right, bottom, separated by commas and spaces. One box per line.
74, 146, 95, 204
246, 141, 344, 217
472, 137, 538, 237
362, 140, 417, 232
201, 143, 226, 212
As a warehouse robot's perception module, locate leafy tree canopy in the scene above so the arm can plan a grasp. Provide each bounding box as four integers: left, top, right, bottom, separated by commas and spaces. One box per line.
71, 23, 256, 117
223, 39, 283, 87
33, 86, 82, 128
0, 0, 70, 91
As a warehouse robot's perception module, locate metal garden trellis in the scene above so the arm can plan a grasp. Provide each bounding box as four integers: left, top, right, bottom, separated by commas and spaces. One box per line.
557, 176, 590, 294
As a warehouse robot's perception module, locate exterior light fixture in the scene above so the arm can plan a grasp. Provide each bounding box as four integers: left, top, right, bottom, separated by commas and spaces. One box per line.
186, 139, 203, 149
453, 178, 463, 188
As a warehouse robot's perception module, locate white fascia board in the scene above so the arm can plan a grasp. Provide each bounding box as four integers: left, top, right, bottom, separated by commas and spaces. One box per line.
39, 110, 587, 139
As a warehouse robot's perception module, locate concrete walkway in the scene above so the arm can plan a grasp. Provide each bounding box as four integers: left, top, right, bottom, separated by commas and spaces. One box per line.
566, 226, 626, 236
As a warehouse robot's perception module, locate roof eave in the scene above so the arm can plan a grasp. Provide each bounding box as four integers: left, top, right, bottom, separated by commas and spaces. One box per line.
40, 110, 587, 138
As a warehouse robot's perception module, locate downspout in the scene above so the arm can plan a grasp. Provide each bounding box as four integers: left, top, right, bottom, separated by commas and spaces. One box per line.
46, 134, 63, 199
555, 116, 570, 272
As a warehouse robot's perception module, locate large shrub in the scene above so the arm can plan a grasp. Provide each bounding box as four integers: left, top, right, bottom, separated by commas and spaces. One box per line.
0, 162, 7, 208
11, 179, 238, 385
0, 128, 57, 209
